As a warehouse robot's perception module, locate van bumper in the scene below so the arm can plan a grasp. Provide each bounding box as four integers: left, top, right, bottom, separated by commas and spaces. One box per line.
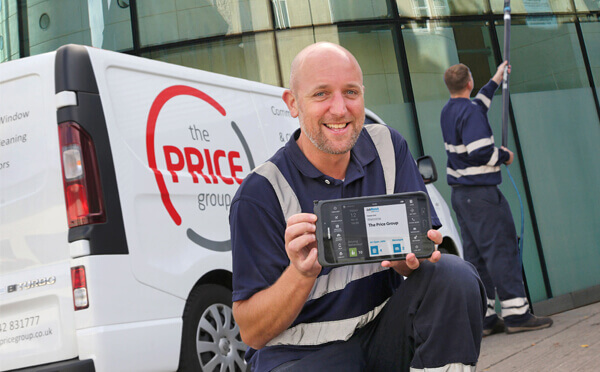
76, 318, 182, 371
8, 358, 94, 372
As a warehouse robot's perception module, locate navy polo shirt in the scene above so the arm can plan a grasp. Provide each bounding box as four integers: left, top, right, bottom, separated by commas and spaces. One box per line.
229, 126, 440, 371
440, 80, 510, 186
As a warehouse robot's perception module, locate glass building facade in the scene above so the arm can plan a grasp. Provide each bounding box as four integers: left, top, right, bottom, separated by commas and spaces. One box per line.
2, 0, 599, 313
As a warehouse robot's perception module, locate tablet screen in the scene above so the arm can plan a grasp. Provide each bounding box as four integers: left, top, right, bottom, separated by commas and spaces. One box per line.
315, 192, 434, 266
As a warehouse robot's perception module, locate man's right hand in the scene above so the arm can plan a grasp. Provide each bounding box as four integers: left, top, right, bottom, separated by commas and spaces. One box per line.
233, 213, 322, 349
502, 146, 514, 165
285, 213, 322, 278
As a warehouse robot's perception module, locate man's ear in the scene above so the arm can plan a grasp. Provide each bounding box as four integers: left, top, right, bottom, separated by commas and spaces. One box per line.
282, 90, 299, 118
466, 79, 474, 92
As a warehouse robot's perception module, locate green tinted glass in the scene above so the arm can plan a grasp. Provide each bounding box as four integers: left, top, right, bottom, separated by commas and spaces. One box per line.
10, 0, 133, 57
138, 0, 272, 47
397, 0, 488, 17
273, 0, 390, 29
490, 0, 573, 14
580, 18, 600, 90
498, 17, 600, 297
143, 33, 280, 86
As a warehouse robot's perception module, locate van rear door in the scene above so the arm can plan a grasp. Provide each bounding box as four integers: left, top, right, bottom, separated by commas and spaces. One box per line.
0, 53, 79, 370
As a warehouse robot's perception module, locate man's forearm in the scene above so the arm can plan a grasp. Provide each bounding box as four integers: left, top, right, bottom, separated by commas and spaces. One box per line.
233, 265, 317, 349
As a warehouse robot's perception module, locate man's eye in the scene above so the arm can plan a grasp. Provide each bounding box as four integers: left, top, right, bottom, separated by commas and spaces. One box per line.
315, 92, 325, 97
347, 90, 358, 95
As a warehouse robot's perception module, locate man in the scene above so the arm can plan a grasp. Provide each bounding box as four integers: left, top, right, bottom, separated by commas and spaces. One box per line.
440, 62, 553, 336
230, 42, 486, 372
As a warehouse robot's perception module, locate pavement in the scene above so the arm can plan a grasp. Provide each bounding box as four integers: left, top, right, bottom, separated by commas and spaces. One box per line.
477, 301, 600, 371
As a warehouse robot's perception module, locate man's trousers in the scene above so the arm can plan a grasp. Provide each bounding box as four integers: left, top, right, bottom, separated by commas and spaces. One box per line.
271, 254, 486, 371
451, 185, 530, 328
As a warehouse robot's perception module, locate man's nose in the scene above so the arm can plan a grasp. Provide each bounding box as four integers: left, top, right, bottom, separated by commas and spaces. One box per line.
329, 91, 348, 117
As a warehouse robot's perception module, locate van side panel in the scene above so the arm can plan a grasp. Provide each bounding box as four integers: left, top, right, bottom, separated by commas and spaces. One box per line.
84, 47, 299, 301
0, 53, 79, 370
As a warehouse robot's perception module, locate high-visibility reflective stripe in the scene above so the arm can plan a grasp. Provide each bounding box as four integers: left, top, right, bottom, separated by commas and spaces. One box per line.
365, 124, 395, 195
266, 299, 389, 346
445, 142, 467, 154
308, 263, 386, 301
486, 298, 496, 318
447, 165, 500, 178
502, 306, 529, 317
253, 161, 301, 221
486, 147, 499, 166
465, 136, 494, 154
475, 93, 491, 108
410, 363, 476, 372
446, 136, 495, 155
501, 297, 529, 317
502, 297, 528, 307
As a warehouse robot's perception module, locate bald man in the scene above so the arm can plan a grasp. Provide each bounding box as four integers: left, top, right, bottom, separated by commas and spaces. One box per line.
229, 42, 486, 372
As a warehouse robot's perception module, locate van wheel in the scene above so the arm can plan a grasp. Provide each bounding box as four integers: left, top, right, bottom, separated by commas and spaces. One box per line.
179, 284, 247, 372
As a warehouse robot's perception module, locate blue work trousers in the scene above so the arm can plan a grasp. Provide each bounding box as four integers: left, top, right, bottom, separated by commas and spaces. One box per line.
271, 254, 486, 371
451, 185, 530, 327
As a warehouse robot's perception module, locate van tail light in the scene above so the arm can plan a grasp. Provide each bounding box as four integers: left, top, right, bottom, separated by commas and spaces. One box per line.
58, 122, 106, 228
71, 266, 89, 310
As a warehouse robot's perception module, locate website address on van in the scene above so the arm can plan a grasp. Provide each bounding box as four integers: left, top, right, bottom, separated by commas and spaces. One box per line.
0, 327, 53, 348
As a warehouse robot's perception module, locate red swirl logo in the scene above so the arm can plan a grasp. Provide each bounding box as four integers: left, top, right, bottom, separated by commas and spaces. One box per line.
146, 85, 227, 226
145, 85, 254, 251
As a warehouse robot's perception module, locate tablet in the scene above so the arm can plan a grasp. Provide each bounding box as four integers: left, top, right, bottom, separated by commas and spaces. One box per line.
314, 192, 435, 267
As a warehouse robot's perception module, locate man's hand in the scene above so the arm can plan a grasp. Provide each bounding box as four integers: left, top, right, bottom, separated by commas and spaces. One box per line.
234, 213, 322, 349
381, 229, 442, 276
285, 213, 322, 278
502, 146, 514, 165
492, 61, 511, 85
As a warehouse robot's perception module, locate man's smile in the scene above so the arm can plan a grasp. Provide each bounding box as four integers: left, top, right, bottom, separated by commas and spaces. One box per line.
324, 122, 349, 130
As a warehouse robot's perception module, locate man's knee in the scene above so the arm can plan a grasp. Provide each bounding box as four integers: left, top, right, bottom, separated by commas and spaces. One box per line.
418, 254, 486, 307
434, 254, 480, 284
396, 255, 485, 368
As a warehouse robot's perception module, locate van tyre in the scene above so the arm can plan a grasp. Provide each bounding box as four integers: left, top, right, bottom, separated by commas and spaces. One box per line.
179, 284, 247, 372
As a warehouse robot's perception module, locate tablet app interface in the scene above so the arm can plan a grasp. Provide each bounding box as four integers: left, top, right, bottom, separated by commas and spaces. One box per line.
364, 203, 409, 257
321, 194, 430, 263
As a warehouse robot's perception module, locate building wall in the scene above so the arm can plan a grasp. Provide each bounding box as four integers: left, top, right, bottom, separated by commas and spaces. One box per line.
2, 0, 599, 312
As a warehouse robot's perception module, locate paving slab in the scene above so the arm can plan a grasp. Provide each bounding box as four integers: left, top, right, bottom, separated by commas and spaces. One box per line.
477, 301, 600, 371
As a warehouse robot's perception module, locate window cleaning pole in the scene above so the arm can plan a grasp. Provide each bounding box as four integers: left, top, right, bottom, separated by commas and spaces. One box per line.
501, 1, 533, 308
502, 0, 511, 148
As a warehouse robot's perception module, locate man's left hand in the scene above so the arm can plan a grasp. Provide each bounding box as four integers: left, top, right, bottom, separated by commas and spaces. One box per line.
381, 229, 442, 276
492, 61, 511, 85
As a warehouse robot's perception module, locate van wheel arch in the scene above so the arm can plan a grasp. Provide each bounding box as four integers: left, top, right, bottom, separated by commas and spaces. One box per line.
438, 237, 459, 256
196, 269, 232, 291
178, 283, 247, 371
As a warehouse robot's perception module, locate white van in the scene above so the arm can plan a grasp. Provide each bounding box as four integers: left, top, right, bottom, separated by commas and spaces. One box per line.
0, 45, 461, 372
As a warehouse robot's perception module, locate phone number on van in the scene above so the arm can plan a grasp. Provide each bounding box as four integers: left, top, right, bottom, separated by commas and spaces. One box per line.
0, 316, 40, 332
